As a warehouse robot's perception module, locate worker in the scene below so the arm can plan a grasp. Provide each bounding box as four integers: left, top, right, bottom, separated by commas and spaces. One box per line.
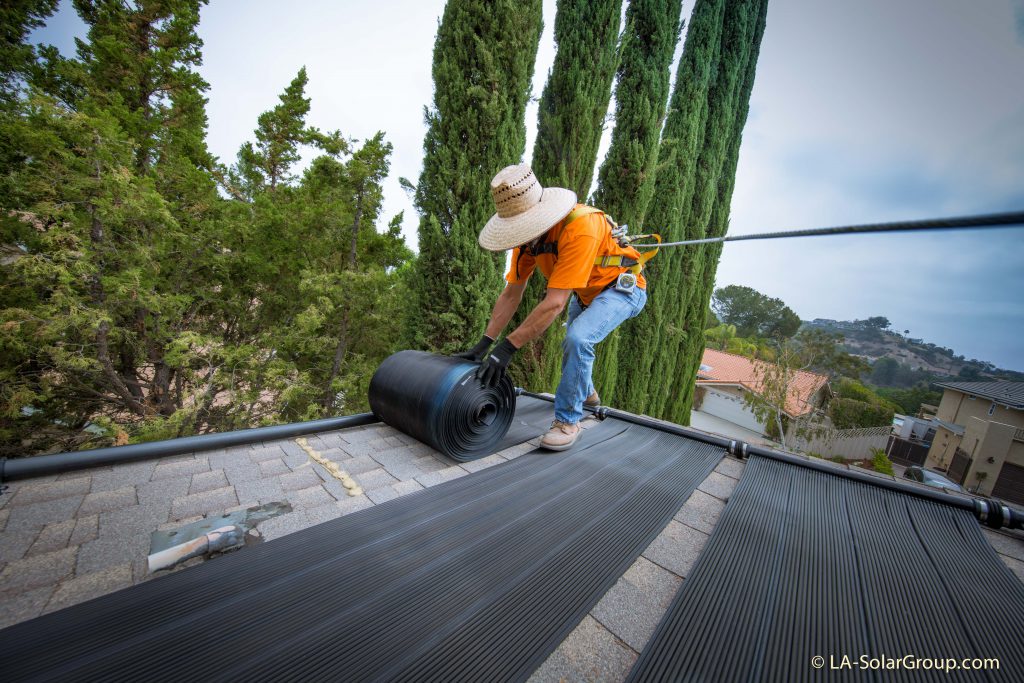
454, 164, 648, 451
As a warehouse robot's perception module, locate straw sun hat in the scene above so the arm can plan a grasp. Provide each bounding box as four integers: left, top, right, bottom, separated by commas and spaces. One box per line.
478, 165, 577, 251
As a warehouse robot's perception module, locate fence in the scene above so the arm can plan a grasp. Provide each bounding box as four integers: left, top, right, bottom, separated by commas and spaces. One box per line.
789, 424, 891, 462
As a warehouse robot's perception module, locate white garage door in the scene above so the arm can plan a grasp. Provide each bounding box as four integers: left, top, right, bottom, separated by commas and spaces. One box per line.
700, 389, 765, 434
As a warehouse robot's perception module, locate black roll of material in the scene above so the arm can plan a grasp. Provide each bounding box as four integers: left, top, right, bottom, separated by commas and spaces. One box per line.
368, 350, 516, 461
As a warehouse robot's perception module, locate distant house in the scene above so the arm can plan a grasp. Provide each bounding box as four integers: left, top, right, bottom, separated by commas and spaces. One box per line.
925, 381, 1024, 504
694, 349, 830, 441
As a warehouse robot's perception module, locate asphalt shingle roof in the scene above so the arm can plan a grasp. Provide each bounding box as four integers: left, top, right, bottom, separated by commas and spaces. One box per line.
935, 380, 1024, 410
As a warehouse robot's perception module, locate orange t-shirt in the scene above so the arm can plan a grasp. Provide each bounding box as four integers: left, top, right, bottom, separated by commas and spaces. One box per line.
505, 204, 647, 306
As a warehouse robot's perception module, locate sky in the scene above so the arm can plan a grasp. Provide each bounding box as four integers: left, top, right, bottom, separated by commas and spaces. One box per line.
32, 0, 1024, 371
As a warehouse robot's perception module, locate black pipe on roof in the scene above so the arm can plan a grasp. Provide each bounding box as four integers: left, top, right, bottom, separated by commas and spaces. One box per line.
0, 412, 378, 483
516, 389, 1024, 530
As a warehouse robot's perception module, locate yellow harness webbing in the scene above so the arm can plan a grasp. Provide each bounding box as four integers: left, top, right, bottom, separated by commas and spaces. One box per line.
562, 206, 661, 274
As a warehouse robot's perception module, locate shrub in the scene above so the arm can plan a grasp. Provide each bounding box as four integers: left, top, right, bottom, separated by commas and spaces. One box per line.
870, 447, 895, 476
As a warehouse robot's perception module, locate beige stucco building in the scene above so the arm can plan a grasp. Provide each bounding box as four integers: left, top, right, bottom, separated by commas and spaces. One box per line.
925, 381, 1024, 504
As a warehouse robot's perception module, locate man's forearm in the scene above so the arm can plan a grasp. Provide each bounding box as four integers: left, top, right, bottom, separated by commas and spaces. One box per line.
506, 292, 569, 348
484, 283, 527, 339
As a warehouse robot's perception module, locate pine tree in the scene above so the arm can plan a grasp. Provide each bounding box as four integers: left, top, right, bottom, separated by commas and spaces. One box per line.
510, 0, 622, 392
408, 0, 543, 354
235, 68, 314, 195
589, 0, 684, 403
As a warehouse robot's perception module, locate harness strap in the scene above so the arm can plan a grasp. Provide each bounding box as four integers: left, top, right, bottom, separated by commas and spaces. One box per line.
517, 206, 660, 276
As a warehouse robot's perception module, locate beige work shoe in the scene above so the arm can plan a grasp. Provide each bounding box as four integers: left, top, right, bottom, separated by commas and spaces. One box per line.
540, 420, 581, 451
584, 391, 600, 409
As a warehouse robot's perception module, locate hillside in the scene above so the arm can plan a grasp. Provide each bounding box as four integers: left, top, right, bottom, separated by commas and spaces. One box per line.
802, 318, 1024, 385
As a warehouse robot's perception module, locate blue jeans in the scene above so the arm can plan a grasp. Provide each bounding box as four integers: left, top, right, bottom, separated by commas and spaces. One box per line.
555, 285, 648, 424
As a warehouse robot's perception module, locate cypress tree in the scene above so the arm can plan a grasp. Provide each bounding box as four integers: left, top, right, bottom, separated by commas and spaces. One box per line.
615, 0, 726, 416
408, 0, 543, 353
589, 0, 684, 404
510, 0, 622, 392
669, 0, 769, 420
649, 0, 763, 420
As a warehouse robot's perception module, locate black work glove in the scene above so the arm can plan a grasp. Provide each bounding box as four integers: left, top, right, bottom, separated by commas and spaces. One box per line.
452, 335, 494, 362
477, 338, 518, 388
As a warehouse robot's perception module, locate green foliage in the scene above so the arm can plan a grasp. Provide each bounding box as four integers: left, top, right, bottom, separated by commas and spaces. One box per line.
617, 0, 769, 422
711, 284, 801, 339
828, 398, 894, 430
793, 328, 869, 380
828, 378, 899, 429
870, 447, 895, 476
587, 0, 683, 403
1, 3, 411, 455
408, 0, 543, 354
872, 383, 941, 416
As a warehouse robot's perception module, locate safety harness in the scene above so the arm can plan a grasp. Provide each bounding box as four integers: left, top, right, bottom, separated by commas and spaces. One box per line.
516, 206, 662, 279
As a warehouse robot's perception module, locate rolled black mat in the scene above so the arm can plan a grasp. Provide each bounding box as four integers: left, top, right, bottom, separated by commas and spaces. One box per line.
369, 350, 516, 461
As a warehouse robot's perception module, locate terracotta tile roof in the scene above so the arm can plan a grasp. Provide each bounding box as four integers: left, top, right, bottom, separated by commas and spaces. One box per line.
696, 348, 829, 417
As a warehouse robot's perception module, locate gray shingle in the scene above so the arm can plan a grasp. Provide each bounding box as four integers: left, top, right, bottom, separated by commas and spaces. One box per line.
280, 467, 321, 492
416, 466, 469, 488
223, 461, 263, 484
5, 495, 84, 531
697, 471, 739, 501
0, 524, 39, 562
381, 461, 427, 482
355, 468, 398, 493
337, 455, 380, 475
1000, 554, 1024, 582
304, 502, 345, 527
76, 532, 149, 575
189, 469, 230, 495
257, 510, 312, 542
8, 477, 91, 506
0, 586, 55, 629
0, 546, 78, 592
673, 488, 726, 535
26, 519, 77, 557
370, 446, 420, 470
413, 456, 450, 474
78, 486, 138, 516
642, 519, 710, 578
460, 453, 508, 473
100, 502, 171, 540
170, 486, 238, 520
247, 445, 287, 463
90, 461, 155, 492
137, 475, 192, 503
44, 563, 133, 614
69, 514, 99, 546
529, 615, 637, 683
591, 559, 681, 651
258, 458, 291, 477
151, 457, 209, 482
288, 485, 334, 510
335, 495, 374, 516
366, 486, 402, 505
233, 478, 284, 507
714, 456, 745, 480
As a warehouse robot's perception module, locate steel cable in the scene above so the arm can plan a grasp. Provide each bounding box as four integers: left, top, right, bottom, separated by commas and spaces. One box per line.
631, 209, 1024, 248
